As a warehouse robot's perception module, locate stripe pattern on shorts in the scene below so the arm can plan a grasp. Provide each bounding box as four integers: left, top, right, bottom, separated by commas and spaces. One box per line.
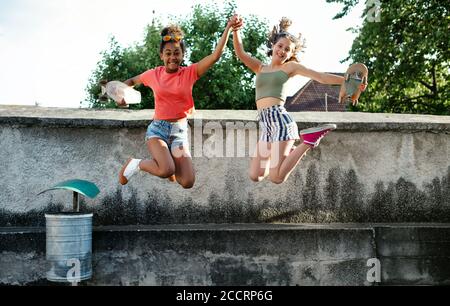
258, 105, 299, 142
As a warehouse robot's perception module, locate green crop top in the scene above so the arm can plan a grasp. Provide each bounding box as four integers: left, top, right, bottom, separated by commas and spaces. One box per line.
255, 70, 290, 102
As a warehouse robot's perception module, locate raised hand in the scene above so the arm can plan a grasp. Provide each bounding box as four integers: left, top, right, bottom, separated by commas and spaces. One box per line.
229, 14, 244, 31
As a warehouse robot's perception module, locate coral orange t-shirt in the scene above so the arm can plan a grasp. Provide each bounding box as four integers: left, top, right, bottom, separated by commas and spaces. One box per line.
140, 64, 199, 120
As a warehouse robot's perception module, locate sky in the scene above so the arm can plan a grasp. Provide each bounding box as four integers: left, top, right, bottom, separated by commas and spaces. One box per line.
0, 0, 366, 108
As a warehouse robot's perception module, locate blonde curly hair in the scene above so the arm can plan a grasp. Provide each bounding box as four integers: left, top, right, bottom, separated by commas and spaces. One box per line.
267, 17, 306, 62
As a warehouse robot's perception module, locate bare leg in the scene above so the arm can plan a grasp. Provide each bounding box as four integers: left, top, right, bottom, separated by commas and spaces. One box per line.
248, 141, 271, 182
138, 138, 176, 178
268, 140, 310, 184
171, 145, 195, 189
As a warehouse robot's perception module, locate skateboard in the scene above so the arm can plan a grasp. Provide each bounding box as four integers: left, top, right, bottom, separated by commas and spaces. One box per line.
100, 80, 141, 105
339, 63, 368, 105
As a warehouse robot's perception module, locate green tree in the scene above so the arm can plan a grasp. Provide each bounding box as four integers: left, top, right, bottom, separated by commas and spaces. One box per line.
327, 0, 449, 114
84, 0, 269, 110
84, 20, 163, 109
179, 1, 268, 109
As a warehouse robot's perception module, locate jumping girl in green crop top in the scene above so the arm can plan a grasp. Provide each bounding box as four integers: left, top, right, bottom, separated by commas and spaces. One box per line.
231, 15, 366, 184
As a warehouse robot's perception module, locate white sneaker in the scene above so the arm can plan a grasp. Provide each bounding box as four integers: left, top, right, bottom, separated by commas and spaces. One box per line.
119, 158, 141, 185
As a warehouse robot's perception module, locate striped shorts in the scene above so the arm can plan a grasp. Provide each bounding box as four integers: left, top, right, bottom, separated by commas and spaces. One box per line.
257, 105, 300, 142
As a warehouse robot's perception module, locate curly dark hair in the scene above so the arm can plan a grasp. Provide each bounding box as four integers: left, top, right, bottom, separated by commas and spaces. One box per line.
266, 17, 306, 63
160, 24, 186, 54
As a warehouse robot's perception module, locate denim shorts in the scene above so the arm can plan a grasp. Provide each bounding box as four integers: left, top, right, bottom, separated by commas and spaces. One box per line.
145, 119, 189, 151
257, 105, 299, 142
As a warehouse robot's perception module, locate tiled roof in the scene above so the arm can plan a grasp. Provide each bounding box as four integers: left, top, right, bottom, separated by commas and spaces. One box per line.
285, 73, 347, 112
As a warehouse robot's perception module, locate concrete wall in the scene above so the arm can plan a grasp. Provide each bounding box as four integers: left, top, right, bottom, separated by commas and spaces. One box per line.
1, 224, 449, 286
1, 106, 449, 226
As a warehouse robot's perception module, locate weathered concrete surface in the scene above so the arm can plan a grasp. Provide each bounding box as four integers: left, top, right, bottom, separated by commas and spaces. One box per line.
0, 106, 449, 225
1, 105, 449, 130
0, 227, 46, 285
375, 226, 450, 285
1, 224, 449, 286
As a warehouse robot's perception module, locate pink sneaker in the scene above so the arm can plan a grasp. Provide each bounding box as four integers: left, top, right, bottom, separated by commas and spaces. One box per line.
300, 124, 337, 148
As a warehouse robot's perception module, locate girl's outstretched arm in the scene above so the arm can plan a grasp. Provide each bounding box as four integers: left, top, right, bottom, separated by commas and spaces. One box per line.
123, 75, 142, 87
196, 21, 233, 77
232, 18, 262, 74
288, 62, 344, 85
